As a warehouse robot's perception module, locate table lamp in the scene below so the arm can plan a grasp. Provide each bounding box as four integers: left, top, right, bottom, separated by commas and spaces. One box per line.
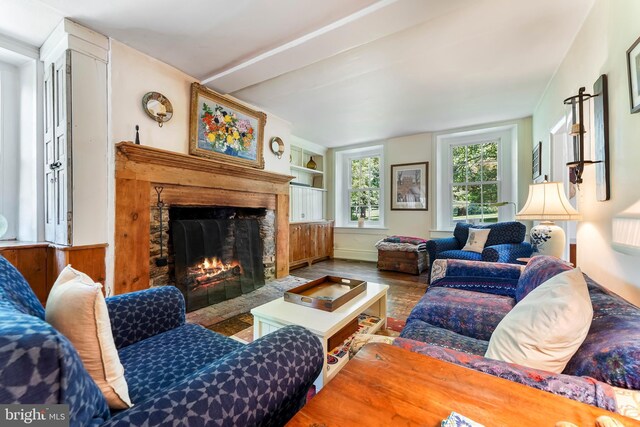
516, 182, 582, 258
612, 200, 640, 256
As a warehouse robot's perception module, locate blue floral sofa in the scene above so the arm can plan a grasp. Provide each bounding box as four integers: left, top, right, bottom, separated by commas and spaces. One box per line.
397, 256, 640, 411
426, 221, 533, 265
0, 256, 323, 426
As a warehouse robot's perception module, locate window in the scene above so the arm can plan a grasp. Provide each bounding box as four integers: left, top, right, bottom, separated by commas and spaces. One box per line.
451, 141, 499, 224
349, 156, 381, 222
335, 145, 384, 227
436, 126, 515, 230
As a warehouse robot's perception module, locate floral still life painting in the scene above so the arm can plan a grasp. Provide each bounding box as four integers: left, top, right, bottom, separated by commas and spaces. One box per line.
189, 83, 266, 168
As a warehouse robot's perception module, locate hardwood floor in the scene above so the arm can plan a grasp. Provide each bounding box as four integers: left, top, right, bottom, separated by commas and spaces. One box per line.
208, 259, 429, 338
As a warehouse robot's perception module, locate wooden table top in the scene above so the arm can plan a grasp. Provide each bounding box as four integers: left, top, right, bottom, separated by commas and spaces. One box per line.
288, 343, 640, 427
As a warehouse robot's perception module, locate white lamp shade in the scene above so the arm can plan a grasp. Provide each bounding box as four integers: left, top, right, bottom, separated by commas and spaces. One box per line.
612, 200, 640, 256
516, 182, 582, 221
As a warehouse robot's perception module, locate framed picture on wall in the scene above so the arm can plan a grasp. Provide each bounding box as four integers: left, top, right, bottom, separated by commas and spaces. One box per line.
189, 83, 266, 168
532, 141, 542, 180
627, 35, 640, 113
391, 162, 428, 211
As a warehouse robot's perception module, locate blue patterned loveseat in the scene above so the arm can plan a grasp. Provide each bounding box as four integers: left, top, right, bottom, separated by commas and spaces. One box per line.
426, 221, 533, 265
396, 256, 640, 412
0, 256, 324, 426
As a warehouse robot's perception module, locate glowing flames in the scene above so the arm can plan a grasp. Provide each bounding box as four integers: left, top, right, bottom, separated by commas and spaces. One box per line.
196, 257, 241, 277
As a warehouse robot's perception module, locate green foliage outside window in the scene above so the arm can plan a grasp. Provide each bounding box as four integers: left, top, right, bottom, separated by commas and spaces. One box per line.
451, 141, 499, 223
350, 156, 380, 221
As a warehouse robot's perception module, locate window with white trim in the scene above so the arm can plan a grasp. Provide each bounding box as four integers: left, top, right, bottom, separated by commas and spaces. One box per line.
436, 127, 516, 231
335, 145, 384, 227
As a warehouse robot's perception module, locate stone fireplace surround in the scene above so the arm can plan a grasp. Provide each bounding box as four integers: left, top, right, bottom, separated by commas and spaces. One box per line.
114, 142, 292, 296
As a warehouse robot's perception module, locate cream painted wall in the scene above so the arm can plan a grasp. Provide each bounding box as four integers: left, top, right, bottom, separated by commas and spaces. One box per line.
331, 133, 433, 261
109, 40, 291, 174
533, 0, 640, 304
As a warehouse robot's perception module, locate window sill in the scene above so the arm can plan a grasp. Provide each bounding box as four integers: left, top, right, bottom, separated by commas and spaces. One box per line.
335, 226, 389, 235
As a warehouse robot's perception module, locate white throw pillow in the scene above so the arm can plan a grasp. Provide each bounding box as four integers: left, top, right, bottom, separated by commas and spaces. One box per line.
46, 265, 132, 409
462, 228, 491, 253
485, 268, 593, 374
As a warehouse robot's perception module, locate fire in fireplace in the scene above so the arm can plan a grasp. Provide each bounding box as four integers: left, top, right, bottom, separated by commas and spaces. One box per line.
171, 214, 265, 312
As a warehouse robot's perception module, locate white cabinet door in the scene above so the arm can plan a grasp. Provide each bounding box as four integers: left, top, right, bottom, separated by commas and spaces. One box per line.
44, 51, 72, 245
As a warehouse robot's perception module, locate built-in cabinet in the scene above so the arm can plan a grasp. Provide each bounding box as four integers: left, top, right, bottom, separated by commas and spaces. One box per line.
289, 220, 334, 270
41, 19, 109, 246
289, 144, 327, 222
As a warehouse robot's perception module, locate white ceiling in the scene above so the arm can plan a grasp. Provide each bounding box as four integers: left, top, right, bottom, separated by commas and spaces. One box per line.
0, 0, 594, 147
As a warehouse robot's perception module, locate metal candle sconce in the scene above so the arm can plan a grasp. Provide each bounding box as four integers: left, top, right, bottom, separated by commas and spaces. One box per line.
155, 186, 168, 267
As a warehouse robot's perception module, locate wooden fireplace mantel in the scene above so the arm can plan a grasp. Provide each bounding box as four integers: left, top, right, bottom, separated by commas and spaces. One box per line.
114, 142, 293, 295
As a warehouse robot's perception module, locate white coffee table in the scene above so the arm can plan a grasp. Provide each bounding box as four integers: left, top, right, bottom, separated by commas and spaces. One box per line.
251, 281, 389, 390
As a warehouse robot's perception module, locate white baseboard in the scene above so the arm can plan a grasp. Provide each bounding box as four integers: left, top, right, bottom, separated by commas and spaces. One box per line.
333, 248, 377, 262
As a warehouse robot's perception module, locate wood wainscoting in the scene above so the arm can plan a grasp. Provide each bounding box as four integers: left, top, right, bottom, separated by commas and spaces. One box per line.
114, 142, 293, 296
0, 242, 107, 304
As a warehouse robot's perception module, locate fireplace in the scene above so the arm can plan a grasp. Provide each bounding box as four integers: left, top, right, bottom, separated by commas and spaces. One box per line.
169, 207, 268, 311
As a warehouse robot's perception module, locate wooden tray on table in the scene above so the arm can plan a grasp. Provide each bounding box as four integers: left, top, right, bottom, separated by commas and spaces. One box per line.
284, 276, 367, 312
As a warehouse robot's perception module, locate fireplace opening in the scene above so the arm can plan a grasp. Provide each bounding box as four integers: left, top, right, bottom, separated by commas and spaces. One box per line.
169, 207, 267, 312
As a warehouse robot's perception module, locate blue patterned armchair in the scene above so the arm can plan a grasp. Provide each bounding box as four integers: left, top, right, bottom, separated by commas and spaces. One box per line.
0, 256, 323, 426
426, 221, 533, 266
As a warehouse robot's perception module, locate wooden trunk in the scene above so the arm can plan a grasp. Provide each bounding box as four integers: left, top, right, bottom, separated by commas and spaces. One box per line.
377, 250, 429, 275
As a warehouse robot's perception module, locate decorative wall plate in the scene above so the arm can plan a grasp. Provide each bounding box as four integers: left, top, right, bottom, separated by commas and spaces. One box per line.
270, 137, 285, 159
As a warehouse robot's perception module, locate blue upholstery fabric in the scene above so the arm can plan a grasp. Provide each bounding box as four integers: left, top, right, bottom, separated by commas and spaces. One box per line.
481, 242, 534, 263
0, 256, 110, 427
119, 323, 243, 403
438, 249, 483, 261
105, 326, 324, 427
430, 259, 521, 297
401, 256, 640, 411
407, 287, 514, 341
107, 286, 186, 349
564, 276, 640, 389
394, 338, 617, 411
428, 222, 533, 266
515, 255, 572, 302
0, 256, 45, 319
399, 318, 489, 355
0, 255, 324, 426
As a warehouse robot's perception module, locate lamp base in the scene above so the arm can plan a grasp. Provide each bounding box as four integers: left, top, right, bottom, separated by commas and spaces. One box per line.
530, 221, 566, 259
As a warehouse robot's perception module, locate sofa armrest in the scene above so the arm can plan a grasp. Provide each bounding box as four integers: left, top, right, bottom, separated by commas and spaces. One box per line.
393, 338, 617, 412
426, 237, 459, 263
106, 287, 186, 349
104, 325, 323, 427
430, 259, 522, 297
482, 242, 533, 263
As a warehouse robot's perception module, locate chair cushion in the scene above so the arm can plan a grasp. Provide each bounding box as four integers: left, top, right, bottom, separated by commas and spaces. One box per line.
46, 265, 132, 409
515, 255, 572, 302
407, 287, 514, 341
119, 323, 243, 403
439, 249, 483, 261
399, 318, 488, 355
486, 269, 593, 374
0, 256, 45, 319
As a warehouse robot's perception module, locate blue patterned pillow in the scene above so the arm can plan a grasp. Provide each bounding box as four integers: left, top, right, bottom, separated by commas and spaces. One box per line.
515, 256, 572, 302
0, 256, 45, 319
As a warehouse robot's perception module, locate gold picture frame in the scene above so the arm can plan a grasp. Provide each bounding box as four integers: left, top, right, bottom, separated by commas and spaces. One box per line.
189, 83, 266, 168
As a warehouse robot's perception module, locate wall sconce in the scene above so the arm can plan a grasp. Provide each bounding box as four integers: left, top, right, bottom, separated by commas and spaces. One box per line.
563, 75, 609, 200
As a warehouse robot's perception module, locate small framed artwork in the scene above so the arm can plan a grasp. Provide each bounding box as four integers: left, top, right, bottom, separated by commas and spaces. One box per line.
627, 35, 640, 113
189, 83, 266, 168
391, 162, 428, 211
532, 141, 542, 180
